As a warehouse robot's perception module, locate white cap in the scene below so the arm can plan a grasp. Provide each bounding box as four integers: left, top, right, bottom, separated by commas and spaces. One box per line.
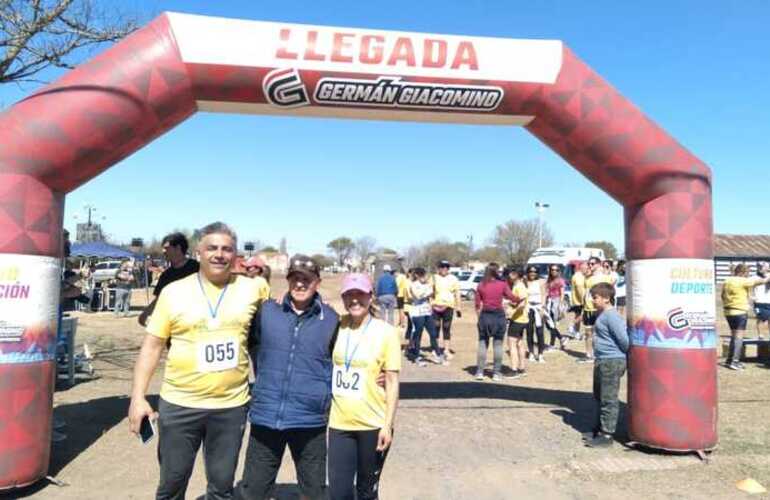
383, 264, 392, 271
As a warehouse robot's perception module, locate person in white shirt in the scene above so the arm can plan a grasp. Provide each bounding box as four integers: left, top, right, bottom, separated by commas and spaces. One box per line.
753, 262, 770, 339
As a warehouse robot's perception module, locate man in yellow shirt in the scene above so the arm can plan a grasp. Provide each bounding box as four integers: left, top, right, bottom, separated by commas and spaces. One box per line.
722, 264, 770, 370
432, 260, 461, 359
579, 257, 612, 363
568, 262, 588, 339
128, 222, 261, 499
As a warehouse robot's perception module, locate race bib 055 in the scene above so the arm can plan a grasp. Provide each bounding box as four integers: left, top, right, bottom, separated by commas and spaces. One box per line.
197, 337, 238, 372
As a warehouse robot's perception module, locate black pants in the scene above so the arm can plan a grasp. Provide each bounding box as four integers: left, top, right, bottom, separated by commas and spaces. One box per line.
328, 428, 390, 500
237, 424, 327, 500
403, 312, 413, 340
432, 307, 454, 341
526, 309, 545, 356
156, 398, 247, 500
593, 358, 627, 435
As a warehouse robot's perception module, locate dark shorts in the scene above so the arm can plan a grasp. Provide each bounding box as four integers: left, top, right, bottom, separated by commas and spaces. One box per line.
582, 310, 598, 327
755, 303, 770, 321
616, 297, 626, 307
397, 297, 405, 309
726, 313, 748, 331
507, 321, 527, 339
569, 305, 583, 315
478, 310, 506, 341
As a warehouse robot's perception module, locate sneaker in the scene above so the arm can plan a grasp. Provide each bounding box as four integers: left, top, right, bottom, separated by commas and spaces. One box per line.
505, 371, 522, 380
577, 356, 594, 364
560, 338, 570, 349
430, 351, 443, 364
441, 357, 450, 367
517, 369, 528, 378
537, 355, 546, 363
474, 371, 485, 380
585, 434, 613, 448
417, 357, 428, 367
492, 373, 503, 382
445, 351, 455, 361
726, 362, 742, 371
582, 430, 598, 441
544, 346, 556, 353
735, 361, 746, 370
526, 352, 534, 361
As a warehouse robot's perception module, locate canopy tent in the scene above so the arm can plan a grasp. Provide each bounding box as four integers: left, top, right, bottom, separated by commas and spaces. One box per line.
70, 241, 145, 260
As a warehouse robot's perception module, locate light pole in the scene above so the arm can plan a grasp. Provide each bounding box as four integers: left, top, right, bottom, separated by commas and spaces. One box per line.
535, 201, 550, 248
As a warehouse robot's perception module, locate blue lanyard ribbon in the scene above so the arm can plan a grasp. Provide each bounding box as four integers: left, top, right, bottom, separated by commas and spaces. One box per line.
197, 274, 229, 320
344, 317, 372, 372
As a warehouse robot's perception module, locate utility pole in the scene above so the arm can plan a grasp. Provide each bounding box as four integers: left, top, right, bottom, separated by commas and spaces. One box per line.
535, 201, 550, 248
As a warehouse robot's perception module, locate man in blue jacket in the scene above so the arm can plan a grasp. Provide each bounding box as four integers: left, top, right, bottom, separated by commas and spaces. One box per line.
376, 264, 398, 325
238, 255, 338, 500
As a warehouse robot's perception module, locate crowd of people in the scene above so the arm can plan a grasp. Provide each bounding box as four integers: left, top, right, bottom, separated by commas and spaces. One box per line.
120, 226, 635, 499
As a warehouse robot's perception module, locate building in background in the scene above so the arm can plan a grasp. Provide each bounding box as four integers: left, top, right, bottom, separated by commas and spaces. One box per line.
714, 234, 770, 283
75, 222, 105, 243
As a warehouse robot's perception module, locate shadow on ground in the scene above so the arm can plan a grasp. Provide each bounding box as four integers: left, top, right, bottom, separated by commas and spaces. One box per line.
3, 395, 149, 499
400, 380, 628, 439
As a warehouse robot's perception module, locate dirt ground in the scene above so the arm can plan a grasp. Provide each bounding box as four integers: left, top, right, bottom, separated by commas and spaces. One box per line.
5, 274, 770, 499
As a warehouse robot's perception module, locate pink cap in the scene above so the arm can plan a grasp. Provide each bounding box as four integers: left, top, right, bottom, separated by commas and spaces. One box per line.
244, 256, 266, 269
340, 273, 372, 295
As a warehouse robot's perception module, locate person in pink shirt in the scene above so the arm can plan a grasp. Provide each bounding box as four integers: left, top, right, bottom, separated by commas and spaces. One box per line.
544, 266, 568, 351
474, 263, 518, 381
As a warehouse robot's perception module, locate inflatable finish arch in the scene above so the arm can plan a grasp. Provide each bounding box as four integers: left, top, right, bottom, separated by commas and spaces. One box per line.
0, 13, 715, 488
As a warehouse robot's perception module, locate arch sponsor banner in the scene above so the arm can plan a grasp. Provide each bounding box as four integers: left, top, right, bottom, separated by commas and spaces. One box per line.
628, 259, 716, 349
0, 255, 60, 363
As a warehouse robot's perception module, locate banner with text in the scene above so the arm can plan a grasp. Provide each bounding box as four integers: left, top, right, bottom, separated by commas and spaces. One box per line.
0, 255, 60, 364
628, 259, 716, 349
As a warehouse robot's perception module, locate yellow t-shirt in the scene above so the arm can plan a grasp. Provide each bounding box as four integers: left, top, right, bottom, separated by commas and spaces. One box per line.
396, 274, 408, 299
583, 273, 612, 312
433, 273, 459, 308
723, 276, 762, 316
508, 281, 529, 324
571, 272, 585, 306
253, 276, 271, 303
329, 316, 401, 431
147, 273, 260, 409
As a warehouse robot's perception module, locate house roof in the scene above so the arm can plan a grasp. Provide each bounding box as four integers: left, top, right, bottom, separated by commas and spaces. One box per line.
714, 234, 770, 258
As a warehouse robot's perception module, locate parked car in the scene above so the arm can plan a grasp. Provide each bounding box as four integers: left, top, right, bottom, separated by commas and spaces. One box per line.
459, 272, 483, 300
90, 260, 123, 284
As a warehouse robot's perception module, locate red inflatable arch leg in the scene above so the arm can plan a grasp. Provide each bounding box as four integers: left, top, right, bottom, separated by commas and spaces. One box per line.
0, 13, 717, 488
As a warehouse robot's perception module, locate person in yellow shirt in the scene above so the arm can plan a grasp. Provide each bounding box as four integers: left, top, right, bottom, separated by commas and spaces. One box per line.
396, 267, 409, 327
243, 255, 271, 303
504, 266, 529, 378
432, 260, 462, 359
568, 262, 588, 339
722, 264, 770, 370
128, 222, 260, 499
579, 257, 613, 363
328, 273, 401, 500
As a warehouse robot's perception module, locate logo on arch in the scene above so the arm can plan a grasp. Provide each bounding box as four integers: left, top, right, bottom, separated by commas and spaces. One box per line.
264, 68, 310, 108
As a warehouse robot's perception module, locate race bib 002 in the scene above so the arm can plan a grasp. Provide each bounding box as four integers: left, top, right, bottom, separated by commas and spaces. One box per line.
197, 337, 238, 372
332, 365, 365, 399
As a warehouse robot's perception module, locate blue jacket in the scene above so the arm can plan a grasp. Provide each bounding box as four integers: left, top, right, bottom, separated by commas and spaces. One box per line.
248, 294, 339, 430
376, 273, 398, 296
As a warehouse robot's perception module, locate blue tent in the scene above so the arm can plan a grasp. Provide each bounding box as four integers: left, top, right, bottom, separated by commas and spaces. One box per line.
70, 241, 145, 260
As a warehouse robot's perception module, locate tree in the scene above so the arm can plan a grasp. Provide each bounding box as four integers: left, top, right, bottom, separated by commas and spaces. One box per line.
311, 253, 334, 269
399, 239, 470, 269
327, 237, 354, 266
491, 218, 554, 264
279, 237, 287, 254
0, 0, 137, 84
473, 245, 504, 263
584, 240, 618, 260
354, 236, 377, 264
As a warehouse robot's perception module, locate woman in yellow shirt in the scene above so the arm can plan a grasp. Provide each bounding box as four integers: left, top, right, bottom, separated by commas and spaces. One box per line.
722, 264, 770, 370
504, 266, 529, 378
328, 273, 401, 500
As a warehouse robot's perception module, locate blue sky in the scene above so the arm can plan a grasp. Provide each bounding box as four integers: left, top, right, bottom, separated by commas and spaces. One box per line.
2, 0, 768, 256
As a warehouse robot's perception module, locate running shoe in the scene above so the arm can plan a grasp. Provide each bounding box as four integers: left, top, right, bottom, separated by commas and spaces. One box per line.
492, 373, 503, 382
537, 355, 546, 363
430, 351, 443, 364
526, 352, 534, 361
585, 434, 613, 448
417, 357, 428, 367
726, 362, 742, 371
735, 362, 746, 370
474, 371, 485, 380
505, 371, 522, 380
544, 346, 556, 353
517, 370, 528, 378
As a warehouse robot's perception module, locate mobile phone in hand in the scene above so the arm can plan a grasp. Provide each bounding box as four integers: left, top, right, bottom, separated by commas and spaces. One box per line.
139, 415, 157, 444
455, 310, 462, 319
